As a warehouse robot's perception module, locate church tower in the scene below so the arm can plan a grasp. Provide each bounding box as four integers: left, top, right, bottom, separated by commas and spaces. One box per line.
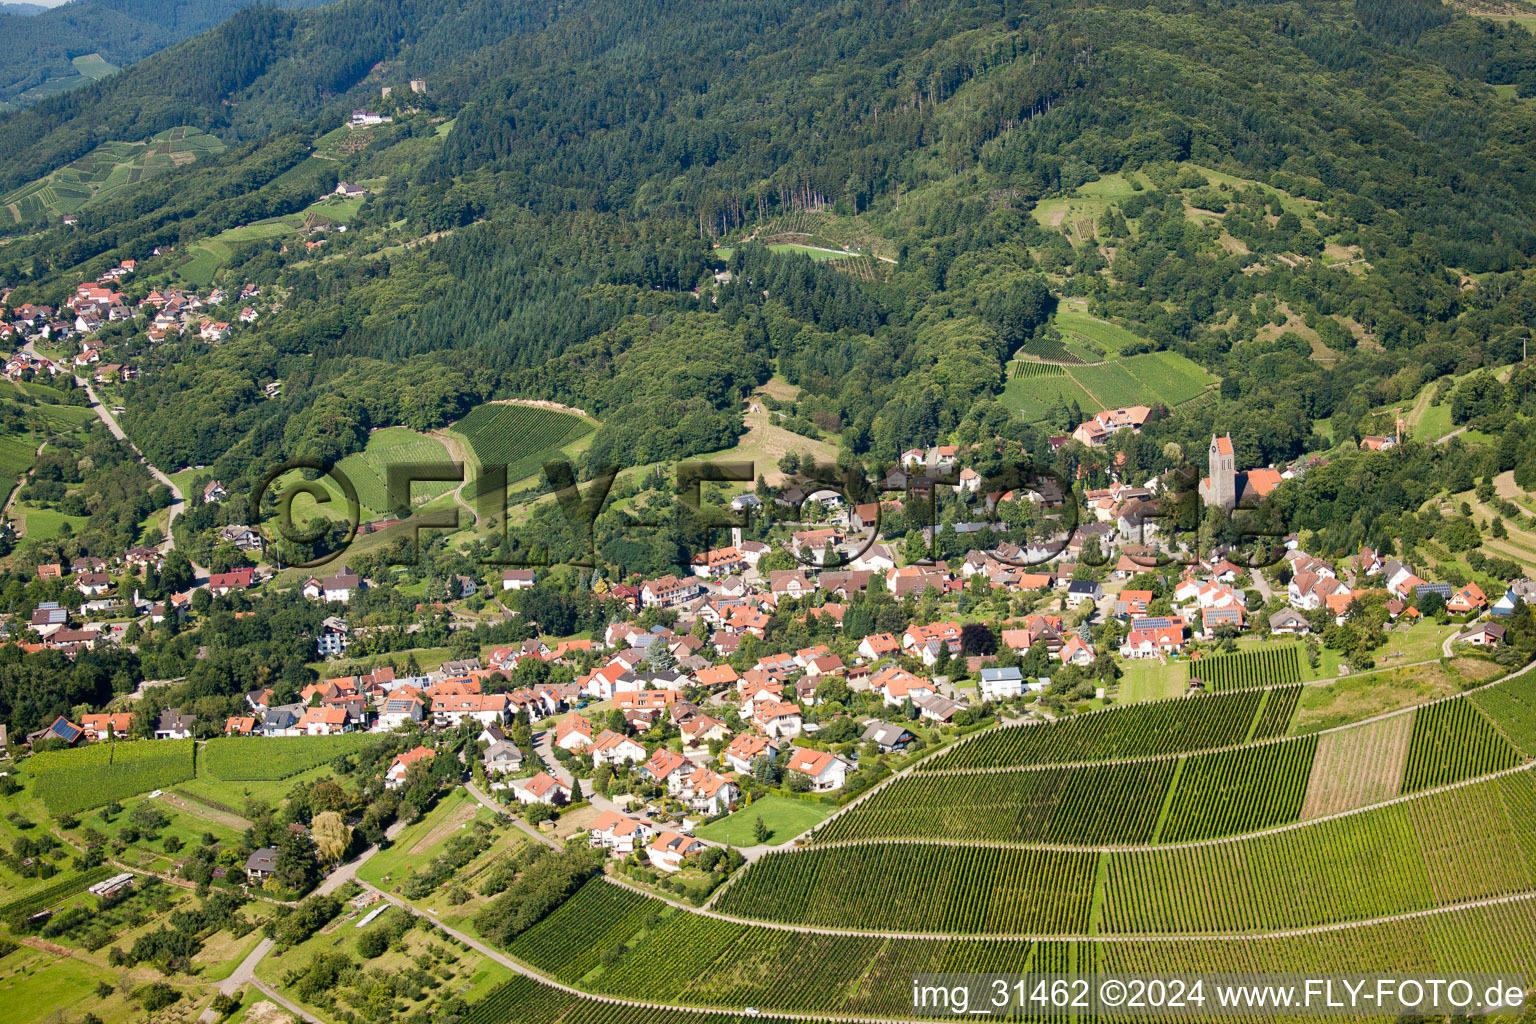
1209, 434, 1236, 510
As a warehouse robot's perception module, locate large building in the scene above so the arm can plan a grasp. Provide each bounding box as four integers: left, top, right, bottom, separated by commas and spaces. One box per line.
1199, 434, 1283, 510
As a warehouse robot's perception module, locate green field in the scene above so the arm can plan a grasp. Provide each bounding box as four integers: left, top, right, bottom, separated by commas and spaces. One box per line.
1052, 305, 1152, 360
1070, 351, 1216, 408
3, 126, 222, 223
692, 794, 831, 846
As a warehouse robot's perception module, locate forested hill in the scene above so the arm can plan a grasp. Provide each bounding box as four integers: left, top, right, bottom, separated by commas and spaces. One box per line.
0, 0, 335, 109
2, 0, 1536, 561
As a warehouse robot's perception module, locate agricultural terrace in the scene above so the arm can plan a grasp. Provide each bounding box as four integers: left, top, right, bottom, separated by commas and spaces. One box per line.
201, 733, 377, 781
1193, 646, 1302, 692
492, 878, 1536, 1017
924, 686, 1300, 771
1299, 713, 1414, 818
1469, 672, 1536, 757
449, 402, 596, 493
716, 845, 1099, 934
2, 126, 222, 223
1104, 768, 1536, 934
466, 975, 806, 1024
1400, 696, 1524, 792
27, 740, 195, 816
1156, 737, 1317, 842
813, 759, 1177, 845
718, 769, 1536, 935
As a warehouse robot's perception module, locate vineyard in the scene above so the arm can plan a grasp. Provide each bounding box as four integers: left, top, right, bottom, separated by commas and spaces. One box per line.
452, 403, 595, 494
715, 844, 1098, 934
1104, 770, 1536, 933
813, 760, 1176, 845
1250, 684, 1302, 740
1009, 360, 1067, 379
0, 866, 119, 926
1469, 673, 1536, 756
1156, 737, 1317, 843
29, 740, 196, 815
924, 689, 1270, 770
1192, 646, 1302, 692
1017, 336, 1086, 364
334, 428, 457, 514
1400, 697, 1524, 792
201, 734, 375, 781
1299, 713, 1413, 818
481, 878, 1536, 1018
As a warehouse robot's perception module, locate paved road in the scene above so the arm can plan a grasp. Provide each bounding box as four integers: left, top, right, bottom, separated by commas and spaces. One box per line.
77, 376, 210, 578
532, 729, 574, 786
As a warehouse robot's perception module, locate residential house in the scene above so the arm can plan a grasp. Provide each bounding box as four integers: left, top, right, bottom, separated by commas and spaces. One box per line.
682, 767, 737, 815
1447, 583, 1487, 615
554, 715, 594, 751
1269, 609, 1311, 635
225, 716, 257, 736
978, 665, 1025, 701
297, 706, 352, 735
723, 733, 778, 773
647, 831, 705, 872
501, 569, 537, 591
154, 710, 195, 740
29, 716, 84, 746
81, 712, 134, 741
753, 701, 803, 740
640, 574, 703, 609
1065, 580, 1102, 607
385, 745, 435, 789
244, 848, 279, 883
589, 729, 646, 766
860, 721, 915, 753
482, 741, 525, 779
209, 568, 255, 596
1459, 623, 1506, 647
75, 572, 111, 596
511, 771, 571, 806
219, 524, 264, 551
786, 747, 851, 791
302, 567, 363, 603
588, 811, 655, 856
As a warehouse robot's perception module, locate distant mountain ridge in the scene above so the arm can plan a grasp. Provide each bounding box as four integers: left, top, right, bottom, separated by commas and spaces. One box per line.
0, 0, 331, 108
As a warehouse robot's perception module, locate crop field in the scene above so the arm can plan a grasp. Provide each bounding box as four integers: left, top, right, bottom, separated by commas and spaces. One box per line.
490, 879, 1536, 1017
2, 126, 222, 223
716, 844, 1099, 934
1000, 369, 1102, 422
1299, 713, 1413, 819
1069, 352, 1215, 409
1104, 770, 1536, 934
201, 734, 375, 781
1156, 737, 1317, 843
1250, 684, 1303, 739
509, 879, 1054, 1018
1052, 307, 1150, 359
451, 402, 595, 492
814, 760, 1176, 845
1018, 335, 1086, 363
1009, 360, 1067, 378
1192, 646, 1302, 692
1400, 697, 1524, 792
28, 740, 195, 815
334, 427, 457, 514
924, 689, 1269, 770
1469, 674, 1536, 756
1099, 897, 1536, 980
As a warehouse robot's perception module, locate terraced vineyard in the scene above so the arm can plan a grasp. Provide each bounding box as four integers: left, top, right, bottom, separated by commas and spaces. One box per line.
485, 878, 1536, 1018
925, 689, 1269, 770
1400, 696, 1524, 792
1009, 360, 1067, 379
29, 740, 195, 815
814, 759, 1176, 845
715, 845, 1098, 934
3, 126, 224, 223
466, 976, 807, 1024
202, 734, 376, 781
1192, 646, 1302, 692
1018, 335, 1085, 363
1470, 673, 1536, 756
1250, 684, 1302, 740
452, 402, 595, 494
1105, 770, 1536, 933
1156, 737, 1317, 842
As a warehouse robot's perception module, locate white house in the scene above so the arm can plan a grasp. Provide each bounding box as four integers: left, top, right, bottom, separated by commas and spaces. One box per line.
511, 771, 571, 806
589, 729, 646, 766
978, 666, 1024, 701
646, 830, 705, 872
785, 747, 850, 791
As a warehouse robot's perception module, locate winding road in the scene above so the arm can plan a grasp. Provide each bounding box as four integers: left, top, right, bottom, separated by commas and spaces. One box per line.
77, 375, 209, 578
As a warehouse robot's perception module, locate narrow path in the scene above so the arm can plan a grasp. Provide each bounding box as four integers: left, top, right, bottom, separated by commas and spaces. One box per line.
464, 779, 560, 849
78, 376, 209, 577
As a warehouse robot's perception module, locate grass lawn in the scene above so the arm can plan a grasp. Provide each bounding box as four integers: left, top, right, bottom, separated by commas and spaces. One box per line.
692, 794, 831, 846
1118, 659, 1187, 703
1290, 661, 1466, 734
13, 502, 90, 542
358, 788, 493, 889
0, 947, 117, 1024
